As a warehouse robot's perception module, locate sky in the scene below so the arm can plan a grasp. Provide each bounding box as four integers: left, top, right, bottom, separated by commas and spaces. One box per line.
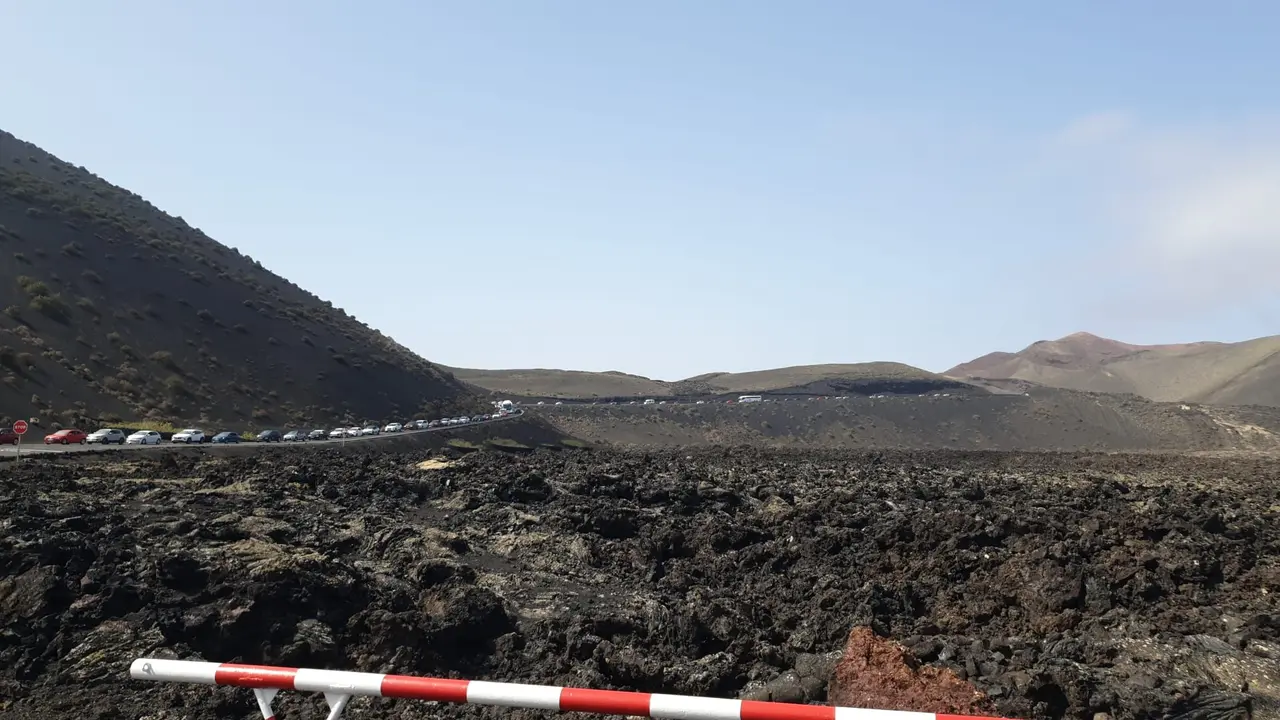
4, 1, 1279, 380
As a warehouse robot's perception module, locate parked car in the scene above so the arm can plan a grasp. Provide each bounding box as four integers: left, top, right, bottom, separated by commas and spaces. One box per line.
282, 430, 306, 442
256, 429, 282, 442
0, 428, 18, 445
383, 422, 402, 433
212, 431, 240, 443
44, 428, 87, 445
87, 428, 127, 445
329, 428, 347, 439
308, 429, 327, 440
126, 430, 162, 445
171, 428, 205, 444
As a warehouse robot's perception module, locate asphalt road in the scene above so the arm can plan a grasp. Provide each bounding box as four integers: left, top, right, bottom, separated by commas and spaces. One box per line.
0, 410, 526, 456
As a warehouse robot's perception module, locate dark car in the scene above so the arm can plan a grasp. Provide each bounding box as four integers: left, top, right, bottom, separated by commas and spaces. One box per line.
257, 429, 282, 442
0, 429, 17, 445
307, 429, 327, 440
212, 431, 241, 443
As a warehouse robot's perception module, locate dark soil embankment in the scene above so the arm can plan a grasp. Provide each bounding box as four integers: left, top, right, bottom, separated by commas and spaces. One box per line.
1, 448, 1277, 720
536, 391, 1280, 452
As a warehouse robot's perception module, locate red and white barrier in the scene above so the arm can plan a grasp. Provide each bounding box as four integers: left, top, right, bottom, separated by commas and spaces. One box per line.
130, 658, 1015, 720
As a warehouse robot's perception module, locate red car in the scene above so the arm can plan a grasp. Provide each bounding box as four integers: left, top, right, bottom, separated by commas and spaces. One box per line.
44, 428, 87, 445
0, 429, 17, 445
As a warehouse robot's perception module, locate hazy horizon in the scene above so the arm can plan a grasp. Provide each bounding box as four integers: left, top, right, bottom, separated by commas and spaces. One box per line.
5, 1, 1278, 380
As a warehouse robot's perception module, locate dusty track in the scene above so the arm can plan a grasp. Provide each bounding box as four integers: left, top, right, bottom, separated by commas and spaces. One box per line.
1, 447, 1277, 720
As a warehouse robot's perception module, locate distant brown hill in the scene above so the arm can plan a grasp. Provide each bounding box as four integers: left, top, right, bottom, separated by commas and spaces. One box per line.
947, 331, 1280, 407
450, 362, 967, 400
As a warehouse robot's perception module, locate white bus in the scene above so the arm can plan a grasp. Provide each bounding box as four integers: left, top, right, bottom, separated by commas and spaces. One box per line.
738, 395, 763, 403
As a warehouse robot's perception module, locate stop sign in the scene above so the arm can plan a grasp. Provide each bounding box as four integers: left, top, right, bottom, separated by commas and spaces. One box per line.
12, 420, 28, 435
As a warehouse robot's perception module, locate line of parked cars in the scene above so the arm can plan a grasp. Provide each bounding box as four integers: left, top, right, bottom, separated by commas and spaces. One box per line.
24, 409, 515, 447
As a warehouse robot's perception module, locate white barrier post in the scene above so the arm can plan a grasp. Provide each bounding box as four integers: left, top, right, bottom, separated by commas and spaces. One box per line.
130, 658, 1015, 720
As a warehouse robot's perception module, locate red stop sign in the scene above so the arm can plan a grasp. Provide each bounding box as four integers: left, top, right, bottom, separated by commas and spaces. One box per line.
13, 420, 28, 435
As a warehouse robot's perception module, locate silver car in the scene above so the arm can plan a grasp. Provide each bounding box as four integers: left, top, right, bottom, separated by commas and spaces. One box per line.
87, 428, 126, 444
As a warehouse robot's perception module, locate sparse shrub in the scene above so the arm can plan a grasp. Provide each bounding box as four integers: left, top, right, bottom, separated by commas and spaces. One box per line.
150, 351, 179, 370
196, 309, 214, 322
75, 297, 99, 315
302, 336, 314, 346
251, 408, 270, 420
75, 336, 91, 347
25, 208, 44, 218
17, 276, 50, 297
242, 299, 256, 310
60, 241, 84, 257
163, 375, 187, 395
233, 324, 248, 334
3, 306, 20, 319
106, 332, 122, 344
332, 354, 348, 366
2, 375, 16, 387
30, 294, 70, 323
119, 345, 138, 359
267, 336, 279, 345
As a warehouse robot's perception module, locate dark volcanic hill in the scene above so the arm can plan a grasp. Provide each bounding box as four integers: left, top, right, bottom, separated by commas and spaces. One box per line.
948, 331, 1280, 407
0, 129, 478, 430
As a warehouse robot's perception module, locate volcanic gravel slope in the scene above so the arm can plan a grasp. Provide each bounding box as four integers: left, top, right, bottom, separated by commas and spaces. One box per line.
1, 448, 1278, 720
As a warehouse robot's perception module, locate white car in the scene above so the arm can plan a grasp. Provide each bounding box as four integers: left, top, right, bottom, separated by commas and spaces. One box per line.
125, 430, 162, 445
361, 426, 378, 436
171, 428, 205, 443
384, 422, 402, 433
87, 428, 127, 444
346, 427, 361, 437
328, 428, 347, 439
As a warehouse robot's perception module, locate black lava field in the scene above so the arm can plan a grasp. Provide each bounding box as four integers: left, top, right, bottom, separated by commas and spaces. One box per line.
1, 447, 1277, 720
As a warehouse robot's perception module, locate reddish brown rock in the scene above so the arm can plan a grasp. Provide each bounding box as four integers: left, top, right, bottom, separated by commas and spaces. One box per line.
828, 627, 994, 716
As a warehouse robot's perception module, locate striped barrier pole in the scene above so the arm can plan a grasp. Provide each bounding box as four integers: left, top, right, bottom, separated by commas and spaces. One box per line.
129, 658, 1015, 720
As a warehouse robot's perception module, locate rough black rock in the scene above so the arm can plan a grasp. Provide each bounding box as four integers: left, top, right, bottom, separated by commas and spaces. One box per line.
1, 447, 1277, 720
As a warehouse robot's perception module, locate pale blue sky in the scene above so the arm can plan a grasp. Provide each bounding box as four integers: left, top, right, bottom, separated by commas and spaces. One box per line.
4, 1, 1279, 379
